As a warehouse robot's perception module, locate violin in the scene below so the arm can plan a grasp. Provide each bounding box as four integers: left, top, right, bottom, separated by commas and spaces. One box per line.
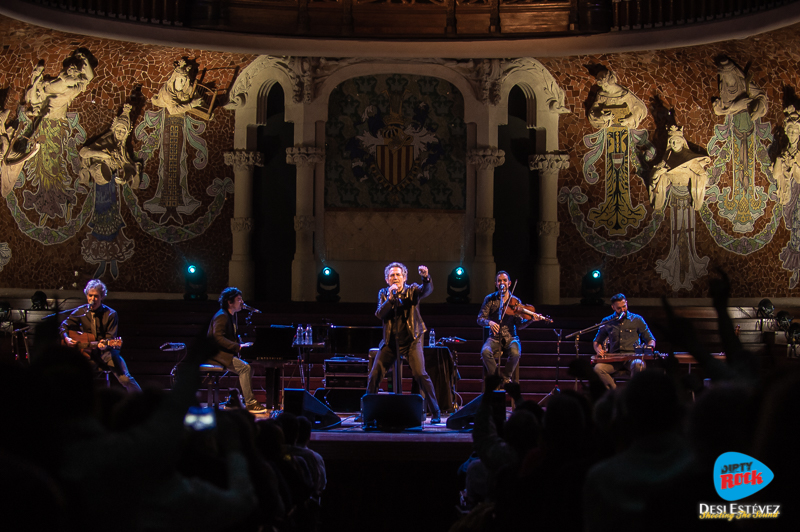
504, 299, 553, 323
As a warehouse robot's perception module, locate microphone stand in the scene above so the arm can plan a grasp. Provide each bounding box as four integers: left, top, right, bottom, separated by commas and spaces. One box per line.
538, 328, 563, 406
565, 320, 607, 392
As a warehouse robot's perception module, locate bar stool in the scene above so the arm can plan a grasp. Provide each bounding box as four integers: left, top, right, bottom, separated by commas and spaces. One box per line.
199, 364, 228, 409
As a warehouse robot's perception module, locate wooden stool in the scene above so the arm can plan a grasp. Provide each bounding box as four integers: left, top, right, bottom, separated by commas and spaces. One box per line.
199, 364, 228, 409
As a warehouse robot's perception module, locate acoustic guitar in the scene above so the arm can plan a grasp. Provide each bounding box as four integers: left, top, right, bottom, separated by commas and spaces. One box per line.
64, 331, 123, 369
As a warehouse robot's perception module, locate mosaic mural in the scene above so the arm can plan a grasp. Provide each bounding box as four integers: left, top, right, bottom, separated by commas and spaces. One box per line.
0, 16, 245, 292
325, 74, 466, 210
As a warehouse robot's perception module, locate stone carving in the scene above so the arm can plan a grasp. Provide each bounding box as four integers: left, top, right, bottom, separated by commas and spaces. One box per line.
78, 105, 138, 279
225, 56, 295, 110
1, 108, 40, 197
530, 152, 570, 172
231, 217, 254, 233
772, 105, 800, 206
151, 59, 203, 116
705, 56, 772, 234
468, 147, 505, 170
288, 57, 339, 104
475, 217, 496, 234
25, 50, 95, 120
501, 58, 570, 114
78, 104, 141, 189
287, 146, 324, 167
538, 220, 560, 237
294, 215, 316, 232
588, 68, 647, 130
0, 242, 9, 272
224, 150, 265, 172
650, 126, 711, 212
712, 57, 767, 121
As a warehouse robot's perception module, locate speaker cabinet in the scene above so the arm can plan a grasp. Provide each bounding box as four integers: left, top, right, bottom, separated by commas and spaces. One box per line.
361, 393, 423, 431
313, 388, 364, 413
284, 388, 342, 429
445, 391, 507, 431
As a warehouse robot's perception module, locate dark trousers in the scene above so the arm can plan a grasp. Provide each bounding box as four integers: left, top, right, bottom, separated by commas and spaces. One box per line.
367, 338, 440, 416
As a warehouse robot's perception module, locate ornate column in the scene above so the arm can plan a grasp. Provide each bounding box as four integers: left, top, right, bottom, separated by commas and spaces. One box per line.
530, 152, 569, 304
287, 145, 324, 301
468, 147, 505, 297
223, 150, 264, 298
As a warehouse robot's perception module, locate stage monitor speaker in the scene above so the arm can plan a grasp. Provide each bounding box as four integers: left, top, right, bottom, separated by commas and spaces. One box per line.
445, 391, 507, 431
284, 388, 342, 430
313, 388, 363, 413
361, 393, 423, 431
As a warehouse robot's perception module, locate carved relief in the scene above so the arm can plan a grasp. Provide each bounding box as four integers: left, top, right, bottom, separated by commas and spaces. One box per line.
468, 148, 505, 170
587, 67, 647, 130
25, 50, 96, 120
475, 217, 496, 234
294, 215, 316, 232
150, 59, 203, 116
530, 153, 569, 172
79, 104, 141, 189
1, 109, 40, 198
538, 221, 560, 237
773, 106, 800, 206
649, 126, 711, 212
287, 146, 324, 167
231, 217, 254, 233
224, 150, 265, 172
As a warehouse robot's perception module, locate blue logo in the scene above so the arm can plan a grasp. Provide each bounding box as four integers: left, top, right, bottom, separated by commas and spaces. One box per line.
714, 452, 774, 501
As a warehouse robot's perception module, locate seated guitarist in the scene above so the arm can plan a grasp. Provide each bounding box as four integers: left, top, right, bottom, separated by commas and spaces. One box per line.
592, 293, 655, 390
60, 280, 141, 393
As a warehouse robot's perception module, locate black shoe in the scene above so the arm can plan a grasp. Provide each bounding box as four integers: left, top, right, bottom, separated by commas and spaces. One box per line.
430, 414, 442, 424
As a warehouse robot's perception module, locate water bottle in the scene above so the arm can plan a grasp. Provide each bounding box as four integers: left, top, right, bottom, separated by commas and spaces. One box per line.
296, 325, 303, 346
429, 329, 436, 347
305, 325, 313, 345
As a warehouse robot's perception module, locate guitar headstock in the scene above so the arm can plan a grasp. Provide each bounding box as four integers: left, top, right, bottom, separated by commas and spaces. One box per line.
107, 338, 123, 348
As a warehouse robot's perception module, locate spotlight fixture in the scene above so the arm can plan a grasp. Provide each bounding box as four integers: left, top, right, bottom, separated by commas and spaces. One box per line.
316, 266, 340, 302
0, 301, 10, 321
775, 310, 793, 332
757, 298, 774, 319
30, 291, 48, 310
580, 269, 604, 305
184, 264, 208, 301
446, 266, 470, 304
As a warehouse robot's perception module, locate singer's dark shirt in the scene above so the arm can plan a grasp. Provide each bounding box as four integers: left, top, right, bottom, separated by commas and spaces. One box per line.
376, 278, 432, 347
207, 309, 241, 368
60, 304, 119, 342
593, 311, 655, 353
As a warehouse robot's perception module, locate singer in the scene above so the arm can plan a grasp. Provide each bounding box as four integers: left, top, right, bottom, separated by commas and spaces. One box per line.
592, 293, 656, 389
477, 271, 538, 386
206, 287, 266, 412
366, 262, 441, 424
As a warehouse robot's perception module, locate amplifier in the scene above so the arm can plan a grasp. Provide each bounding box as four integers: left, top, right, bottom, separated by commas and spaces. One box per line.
324, 356, 369, 375
324, 376, 368, 389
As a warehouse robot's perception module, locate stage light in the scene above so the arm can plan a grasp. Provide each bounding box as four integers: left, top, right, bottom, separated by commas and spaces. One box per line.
581, 269, 604, 305
757, 298, 774, 319
184, 264, 208, 301
316, 266, 340, 302
0, 301, 10, 321
775, 310, 793, 331
30, 291, 48, 310
446, 266, 470, 304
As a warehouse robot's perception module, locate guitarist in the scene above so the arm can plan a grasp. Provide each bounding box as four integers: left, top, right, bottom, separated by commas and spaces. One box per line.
59, 280, 141, 392
592, 293, 656, 390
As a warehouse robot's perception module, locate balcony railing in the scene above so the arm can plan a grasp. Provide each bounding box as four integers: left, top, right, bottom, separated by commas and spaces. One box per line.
15, 0, 799, 38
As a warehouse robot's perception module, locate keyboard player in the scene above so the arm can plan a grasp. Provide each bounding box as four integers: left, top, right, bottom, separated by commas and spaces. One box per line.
592, 293, 656, 390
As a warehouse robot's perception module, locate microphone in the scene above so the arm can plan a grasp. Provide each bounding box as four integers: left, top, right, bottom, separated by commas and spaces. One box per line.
243, 303, 261, 314
617, 311, 627, 322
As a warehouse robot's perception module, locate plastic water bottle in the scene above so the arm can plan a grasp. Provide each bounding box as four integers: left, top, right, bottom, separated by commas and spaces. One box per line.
429, 329, 436, 347
305, 325, 312, 345
296, 325, 303, 346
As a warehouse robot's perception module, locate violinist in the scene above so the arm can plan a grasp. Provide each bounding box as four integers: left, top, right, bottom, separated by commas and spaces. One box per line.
477, 271, 546, 385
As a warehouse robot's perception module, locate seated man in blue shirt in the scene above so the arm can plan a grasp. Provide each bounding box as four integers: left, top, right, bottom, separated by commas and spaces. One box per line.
592, 293, 655, 390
